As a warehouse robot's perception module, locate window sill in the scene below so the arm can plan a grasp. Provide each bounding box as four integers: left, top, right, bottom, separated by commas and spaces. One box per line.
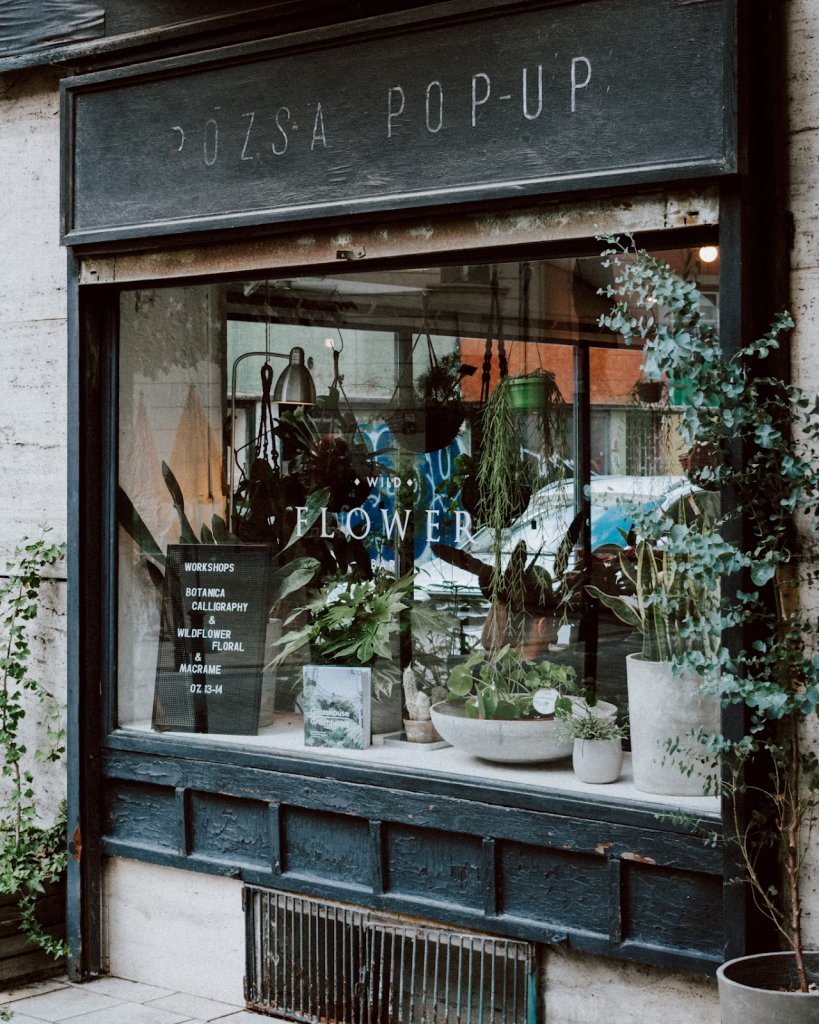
117, 715, 720, 820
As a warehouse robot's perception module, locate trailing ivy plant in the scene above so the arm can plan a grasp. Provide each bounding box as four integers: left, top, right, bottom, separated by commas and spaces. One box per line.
599, 236, 819, 992
0, 531, 68, 958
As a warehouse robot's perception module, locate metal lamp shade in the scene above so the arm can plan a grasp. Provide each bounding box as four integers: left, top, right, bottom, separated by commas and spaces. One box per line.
273, 347, 316, 405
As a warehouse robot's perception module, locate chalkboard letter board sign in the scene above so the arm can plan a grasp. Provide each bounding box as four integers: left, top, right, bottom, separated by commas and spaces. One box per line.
153, 544, 272, 735
61, 0, 732, 245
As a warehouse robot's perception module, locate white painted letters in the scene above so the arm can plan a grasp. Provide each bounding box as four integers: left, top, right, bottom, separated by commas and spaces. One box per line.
240, 112, 255, 160
347, 507, 372, 540
426, 509, 441, 543
273, 106, 290, 155
295, 506, 309, 537
471, 73, 490, 126
426, 81, 443, 133
381, 509, 411, 541
571, 56, 592, 111
204, 118, 218, 165
311, 103, 327, 149
388, 86, 405, 138
455, 510, 473, 544
320, 507, 335, 538
522, 66, 543, 120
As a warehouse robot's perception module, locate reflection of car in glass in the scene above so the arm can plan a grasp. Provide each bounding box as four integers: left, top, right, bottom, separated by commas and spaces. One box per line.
416, 474, 691, 598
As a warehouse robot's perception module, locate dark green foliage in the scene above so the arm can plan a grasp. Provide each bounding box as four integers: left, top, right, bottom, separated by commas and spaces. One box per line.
0, 531, 68, 958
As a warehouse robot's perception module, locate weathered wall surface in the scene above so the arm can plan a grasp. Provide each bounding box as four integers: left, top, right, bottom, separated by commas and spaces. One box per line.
0, 67, 67, 823
788, 0, 819, 951
103, 858, 245, 1005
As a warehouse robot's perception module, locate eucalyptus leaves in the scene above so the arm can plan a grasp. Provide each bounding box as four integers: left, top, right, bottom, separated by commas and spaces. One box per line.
599, 236, 819, 990
0, 531, 68, 959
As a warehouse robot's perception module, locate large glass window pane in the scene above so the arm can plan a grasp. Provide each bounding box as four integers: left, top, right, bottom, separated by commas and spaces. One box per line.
116, 250, 719, 812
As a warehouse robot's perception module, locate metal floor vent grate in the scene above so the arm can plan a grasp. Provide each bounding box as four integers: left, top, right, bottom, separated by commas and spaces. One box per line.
244, 886, 536, 1023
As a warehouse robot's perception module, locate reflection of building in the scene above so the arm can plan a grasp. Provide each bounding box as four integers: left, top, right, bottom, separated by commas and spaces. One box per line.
0, 2, 810, 1022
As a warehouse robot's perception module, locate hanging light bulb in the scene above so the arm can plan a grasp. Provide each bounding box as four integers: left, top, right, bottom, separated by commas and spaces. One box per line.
699, 246, 719, 263
273, 347, 317, 405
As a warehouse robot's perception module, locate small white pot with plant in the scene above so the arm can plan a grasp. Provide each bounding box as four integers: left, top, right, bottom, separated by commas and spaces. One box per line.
557, 705, 626, 785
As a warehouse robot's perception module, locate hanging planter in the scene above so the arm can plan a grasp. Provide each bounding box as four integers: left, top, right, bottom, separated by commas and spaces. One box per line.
386, 351, 472, 455
506, 370, 562, 413
634, 379, 664, 404
679, 442, 715, 478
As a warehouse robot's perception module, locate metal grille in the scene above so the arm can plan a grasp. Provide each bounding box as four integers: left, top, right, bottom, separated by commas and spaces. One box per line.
244, 886, 536, 1024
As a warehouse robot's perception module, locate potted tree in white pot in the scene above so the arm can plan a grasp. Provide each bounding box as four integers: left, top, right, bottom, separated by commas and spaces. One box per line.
599, 237, 819, 1013
587, 531, 723, 796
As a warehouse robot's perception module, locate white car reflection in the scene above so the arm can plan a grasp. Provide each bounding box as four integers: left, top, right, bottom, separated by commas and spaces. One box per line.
415, 474, 691, 597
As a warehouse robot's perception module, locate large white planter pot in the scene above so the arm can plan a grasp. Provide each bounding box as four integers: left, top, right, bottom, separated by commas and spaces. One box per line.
718, 952, 819, 1023
626, 653, 720, 796
573, 738, 624, 784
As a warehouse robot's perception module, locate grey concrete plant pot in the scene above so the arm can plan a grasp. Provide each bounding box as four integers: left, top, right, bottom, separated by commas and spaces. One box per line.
572, 738, 624, 784
626, 653, 720, 796
717, 952, 819, 1023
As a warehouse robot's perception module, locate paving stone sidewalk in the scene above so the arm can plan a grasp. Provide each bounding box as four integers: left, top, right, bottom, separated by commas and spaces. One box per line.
0, 975, 283, 1023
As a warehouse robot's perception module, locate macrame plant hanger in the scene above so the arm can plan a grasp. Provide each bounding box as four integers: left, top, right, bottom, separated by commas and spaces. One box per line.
480, 269, 508, 404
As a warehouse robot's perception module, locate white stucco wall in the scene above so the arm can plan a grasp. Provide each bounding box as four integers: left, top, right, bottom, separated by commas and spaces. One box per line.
103, 858, 245, 1005
0, 67, 67, 823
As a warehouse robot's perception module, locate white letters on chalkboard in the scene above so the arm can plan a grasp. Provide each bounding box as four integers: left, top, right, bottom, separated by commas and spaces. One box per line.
522, 65, 543, 120
204, 117, 218, 165
471, 72, 490, 126
311, 103, 327, 149
387, 86, 405, 138
571, 56, 592, 111
273, 105, 290, 155
426, 81, 443, 133
171, 126, 185, 152
240, 112, 255, 160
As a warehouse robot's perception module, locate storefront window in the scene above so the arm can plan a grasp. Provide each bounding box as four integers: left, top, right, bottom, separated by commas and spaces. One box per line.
116, 249, 720, 810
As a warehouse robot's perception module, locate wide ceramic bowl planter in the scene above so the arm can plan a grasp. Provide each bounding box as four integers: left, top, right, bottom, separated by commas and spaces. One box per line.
430, 701, 572, 762
626, 653, 720, 796
573, 738, 623, 784
717, 952, 819, 1024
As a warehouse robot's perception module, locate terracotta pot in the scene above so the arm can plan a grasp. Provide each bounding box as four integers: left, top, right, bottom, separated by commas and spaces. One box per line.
718, 952, 819, 1023
403, 718, 443, 743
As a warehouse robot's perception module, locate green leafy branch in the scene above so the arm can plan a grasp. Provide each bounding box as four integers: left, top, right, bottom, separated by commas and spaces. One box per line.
0, 530, 68, 958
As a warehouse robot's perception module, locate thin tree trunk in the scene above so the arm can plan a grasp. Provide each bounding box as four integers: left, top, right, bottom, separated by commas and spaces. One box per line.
787, 721, 808, 993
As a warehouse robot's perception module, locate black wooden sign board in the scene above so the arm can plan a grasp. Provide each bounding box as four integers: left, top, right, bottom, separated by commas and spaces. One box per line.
61, 0, 731, 245
153, 544, 272, 735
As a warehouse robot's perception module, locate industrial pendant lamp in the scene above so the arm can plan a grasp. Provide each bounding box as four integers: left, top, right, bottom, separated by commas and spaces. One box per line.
273, 346, 317, 406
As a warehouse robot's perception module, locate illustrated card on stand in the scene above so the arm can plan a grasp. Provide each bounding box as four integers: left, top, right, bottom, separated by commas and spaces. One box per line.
303, 665, 372, 750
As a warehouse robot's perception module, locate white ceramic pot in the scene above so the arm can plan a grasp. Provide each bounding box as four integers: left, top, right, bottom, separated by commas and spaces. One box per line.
429, 701, 573, 763
572, 738, 624, 784
718, 952, 819, 1023
626, 653, 720, 796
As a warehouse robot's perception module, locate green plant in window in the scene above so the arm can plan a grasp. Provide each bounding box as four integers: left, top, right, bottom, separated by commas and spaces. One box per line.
273, 571, 415, 676
0, 531, 68, 959
446, 645, 577, 721
599, 235, 819, 992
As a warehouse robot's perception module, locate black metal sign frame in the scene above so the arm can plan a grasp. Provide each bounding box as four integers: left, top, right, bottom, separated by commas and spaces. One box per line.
60, 0, 735, 246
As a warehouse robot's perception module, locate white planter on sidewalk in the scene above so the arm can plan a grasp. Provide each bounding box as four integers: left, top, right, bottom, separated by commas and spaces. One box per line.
572, 738, 623, 784
626, 653, 720, 795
